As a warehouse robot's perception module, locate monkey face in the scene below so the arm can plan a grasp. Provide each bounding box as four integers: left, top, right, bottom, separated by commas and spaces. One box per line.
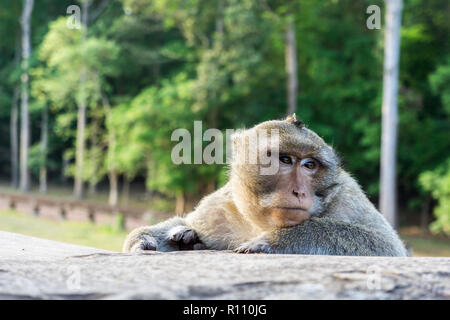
230, 115, 340, 230
266, 154, 318, 227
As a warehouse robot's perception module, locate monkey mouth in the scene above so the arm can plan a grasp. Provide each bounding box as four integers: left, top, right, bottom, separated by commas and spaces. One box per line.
278, 207, 309, 212
272, 207, 310, 227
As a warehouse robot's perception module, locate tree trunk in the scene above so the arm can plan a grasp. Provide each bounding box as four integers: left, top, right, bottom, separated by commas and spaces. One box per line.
379, 0, 403, 229
88, 181, 97, 195
11, 34, 20, 189
102, 90, 118, 208
175, 191, 185, 215
74, 0, 90, 199
88, 115, 99, 196
108, 170, 118, 208
285, 18, 298, 116
205, 181, 216, 194
39, 105, 48, 194
420, 195, 431, 234
19, 0, 34, 193
216, 0, 224, 36
61, 155, 69, 183
121, 176, 130, 205
11, 86, 19, 188
74, 98, 86, 199
145, 187, 153, 200
145, 158, 154, 200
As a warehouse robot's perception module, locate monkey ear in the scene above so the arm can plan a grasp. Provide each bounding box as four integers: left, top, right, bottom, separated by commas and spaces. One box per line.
285, 113, 305, 128
285, 113, 297, 122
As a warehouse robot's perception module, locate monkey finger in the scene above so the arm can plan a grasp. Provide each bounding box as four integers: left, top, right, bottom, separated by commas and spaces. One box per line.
234, 240, 272, 254
233, 245, 253, 254
182, 229, 199, 244
193, 243, 206, 250
168, 225, 199, 245
233, 247, 250, 254
129, 235, 158, 252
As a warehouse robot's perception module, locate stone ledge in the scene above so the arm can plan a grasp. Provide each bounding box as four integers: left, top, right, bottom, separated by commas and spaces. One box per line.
0, 231, 449, 299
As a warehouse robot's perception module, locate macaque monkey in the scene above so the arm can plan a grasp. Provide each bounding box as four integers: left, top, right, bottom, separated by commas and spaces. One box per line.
123, 115, 407, 256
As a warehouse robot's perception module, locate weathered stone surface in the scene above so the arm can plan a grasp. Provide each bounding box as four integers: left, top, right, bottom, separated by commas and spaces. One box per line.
0, 231, 449, 299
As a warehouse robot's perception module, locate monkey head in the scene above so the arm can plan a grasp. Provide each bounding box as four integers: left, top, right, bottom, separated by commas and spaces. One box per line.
230, 114, 341, 230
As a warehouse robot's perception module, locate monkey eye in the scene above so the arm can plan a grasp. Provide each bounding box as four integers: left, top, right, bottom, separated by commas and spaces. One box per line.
279, 155, 294, 165
301, 158, 318, 170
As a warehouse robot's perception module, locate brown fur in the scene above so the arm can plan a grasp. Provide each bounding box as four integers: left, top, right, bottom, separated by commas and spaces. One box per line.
123, 115, 407, 256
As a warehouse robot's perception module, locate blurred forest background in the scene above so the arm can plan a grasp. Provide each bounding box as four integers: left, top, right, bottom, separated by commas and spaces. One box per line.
0, 0, 448, 254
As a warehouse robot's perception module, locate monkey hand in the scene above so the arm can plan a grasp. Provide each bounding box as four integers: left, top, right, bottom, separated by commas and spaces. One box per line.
234, 235, 273, 254
129, 234, 159, 252
123, 217, 205, 252
167, 225, 205, 251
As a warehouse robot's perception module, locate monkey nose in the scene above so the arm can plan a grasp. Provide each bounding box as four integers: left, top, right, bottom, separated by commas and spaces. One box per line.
292, 190, 306, 198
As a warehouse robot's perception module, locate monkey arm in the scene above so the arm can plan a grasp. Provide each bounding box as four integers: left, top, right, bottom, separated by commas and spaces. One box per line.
235, 217, 408, 257
122, 217, 204, 252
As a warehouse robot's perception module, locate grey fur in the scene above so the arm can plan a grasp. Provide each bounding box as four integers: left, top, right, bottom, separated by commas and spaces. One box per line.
123, 117, 408, 257
123, 217, 192, 252
235, 217, 407, 256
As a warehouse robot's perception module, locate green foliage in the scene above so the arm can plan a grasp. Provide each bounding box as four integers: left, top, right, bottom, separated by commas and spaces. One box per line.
419, 159, 450, 235
37, 18, 120, 107
418, 54, 450, 235
0, 0, 448, 228
119, 74, 204, 195
429, 56, 450, 114
28, 144, 46, 175
34, 17, 121, 186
